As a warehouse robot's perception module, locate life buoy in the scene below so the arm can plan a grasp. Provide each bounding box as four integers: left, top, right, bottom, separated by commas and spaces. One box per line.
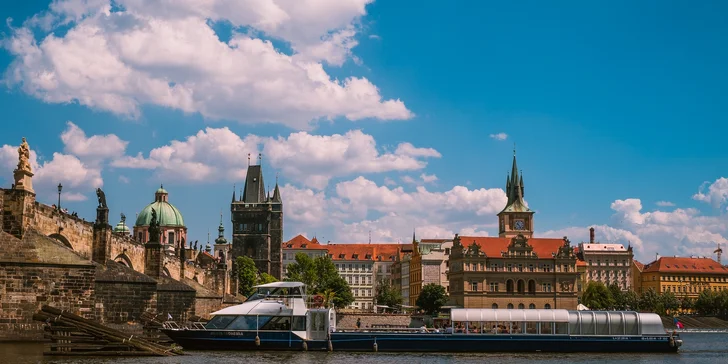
313, 295, 324, 306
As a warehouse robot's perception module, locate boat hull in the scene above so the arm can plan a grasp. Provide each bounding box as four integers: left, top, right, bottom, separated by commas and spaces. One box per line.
162, 329, 679, 353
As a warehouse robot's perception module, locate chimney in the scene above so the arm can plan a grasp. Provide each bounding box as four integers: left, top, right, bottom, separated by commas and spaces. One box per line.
589, 227, 595, 244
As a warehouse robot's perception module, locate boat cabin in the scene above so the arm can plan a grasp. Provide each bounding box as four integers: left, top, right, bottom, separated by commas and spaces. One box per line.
449, 309, 667, 336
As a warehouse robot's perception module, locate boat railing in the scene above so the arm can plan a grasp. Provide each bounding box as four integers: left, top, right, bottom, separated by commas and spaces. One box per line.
162, 321, 181, 330
338, 327, 442, 333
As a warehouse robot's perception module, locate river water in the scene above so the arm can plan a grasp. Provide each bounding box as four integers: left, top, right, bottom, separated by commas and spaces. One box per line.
2, 333, 726, 364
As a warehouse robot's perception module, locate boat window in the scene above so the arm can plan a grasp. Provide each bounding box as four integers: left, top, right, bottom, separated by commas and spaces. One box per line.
554, 322, 568, 335
227, 316, 273, 330
483, 321, 498, 334
205, 315, 236, 329
510, 322, 523, 334
260, 316, 291, 331
541, 322, 554, 334
595, 312, 610, 335
292, 316, 306, 331
454, 322, 466, 333
582, 313, 596, 335
525, 321, 537, 334
468, 321, 482, 334
610, 313, 624, 335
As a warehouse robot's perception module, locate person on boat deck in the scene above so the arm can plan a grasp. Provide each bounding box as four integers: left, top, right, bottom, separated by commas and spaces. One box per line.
356, 318, 362, 329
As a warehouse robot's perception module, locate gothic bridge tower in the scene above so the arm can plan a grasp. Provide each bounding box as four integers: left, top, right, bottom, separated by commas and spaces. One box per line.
230, 157, 283, 281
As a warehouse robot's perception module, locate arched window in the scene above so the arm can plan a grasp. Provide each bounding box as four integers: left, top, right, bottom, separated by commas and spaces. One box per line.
518, 303, 525, 309
492, 303, 498, 309
506, 279, 514, 293
507, 303, 514, 309
528, 280, 536, 294
529, 303, 536, 309
544, 303, 551, 309
517, 279, 525, 294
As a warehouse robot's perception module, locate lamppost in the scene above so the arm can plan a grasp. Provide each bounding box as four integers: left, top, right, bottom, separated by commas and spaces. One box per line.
57, 183, 63, 211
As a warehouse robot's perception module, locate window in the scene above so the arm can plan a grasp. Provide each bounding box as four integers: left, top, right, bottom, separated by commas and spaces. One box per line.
529, 303, 536, 309
490, 282, 499, 292
470, 281, 479, 292
544, 304, 551, 309
542, 283, 552, 292
518, 303, 525, 309
507, 303, 514, 309
492, 303, 498, 309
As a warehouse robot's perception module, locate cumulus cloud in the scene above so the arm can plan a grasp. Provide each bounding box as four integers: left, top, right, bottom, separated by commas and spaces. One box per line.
114, 127, 441, 189
693, 177, 728, 209
543, 196, 728, 262
420, 173, 437, 184
655, 201, 675, 207
60, 121, 128, 162
5, 0, 412, 130
489, 133, 508, 141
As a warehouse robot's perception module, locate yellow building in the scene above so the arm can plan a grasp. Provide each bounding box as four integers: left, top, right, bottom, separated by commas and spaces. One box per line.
638, 256, 728, 298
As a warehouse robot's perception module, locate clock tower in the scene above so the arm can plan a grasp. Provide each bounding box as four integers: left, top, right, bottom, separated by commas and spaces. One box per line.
497, 150, 534, 238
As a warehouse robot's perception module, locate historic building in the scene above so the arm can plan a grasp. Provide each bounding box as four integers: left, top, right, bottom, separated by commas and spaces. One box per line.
231, 162, 283, 279
637, 256, 728, 299
409, 237, 452, 306
576, 227, 634, 291
133, 186, 187, 248
282, 235, 328, 278
448, 152, 580, 310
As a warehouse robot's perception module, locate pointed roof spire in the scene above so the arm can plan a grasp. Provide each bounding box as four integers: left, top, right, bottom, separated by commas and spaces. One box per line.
272, 172, 281, 202
412, 228, 417, 244
232, 183, 236, 202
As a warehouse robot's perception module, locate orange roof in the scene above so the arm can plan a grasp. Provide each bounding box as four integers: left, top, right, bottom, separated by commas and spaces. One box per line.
576, 259, 587, 267
284, 235, 327, 250
459, 236, 567, 258
326, 243, 407, 261
642, 257, 728, 274
633, 260, 644, 272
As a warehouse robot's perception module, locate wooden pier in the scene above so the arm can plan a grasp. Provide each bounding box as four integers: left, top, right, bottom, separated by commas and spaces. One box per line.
33, 306, 183, 356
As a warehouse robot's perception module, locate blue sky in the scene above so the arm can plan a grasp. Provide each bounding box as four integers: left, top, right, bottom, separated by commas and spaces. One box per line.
1, 0, 727, 262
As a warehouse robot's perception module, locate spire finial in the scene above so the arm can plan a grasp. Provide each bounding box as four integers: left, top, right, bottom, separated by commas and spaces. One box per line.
258, 153, 262, 164
513, 142, 516, 156
276, 172, 279, 184
247, 153, 251, 166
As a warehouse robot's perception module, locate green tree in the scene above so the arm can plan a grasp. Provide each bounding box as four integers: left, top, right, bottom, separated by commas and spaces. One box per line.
375, 279, 403, 308
679, 296, 694, 314
639, 288, 660, 313
660, 291, 680, 315
258, 272, 278, 285
285, 253, 354, 309
623, 290, 640, 311
608, 283, 626, 310
582, 282, 614, 310
695, 289, 717, 315
416, 284, 448, 315
236, 256, 258, 297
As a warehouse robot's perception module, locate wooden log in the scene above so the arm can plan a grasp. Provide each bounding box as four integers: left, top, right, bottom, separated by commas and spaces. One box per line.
39, 306, 178, 356
44, 351, 163, 356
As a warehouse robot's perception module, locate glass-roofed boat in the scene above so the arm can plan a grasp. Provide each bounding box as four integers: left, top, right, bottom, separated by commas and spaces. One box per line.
161, 282, 682, 353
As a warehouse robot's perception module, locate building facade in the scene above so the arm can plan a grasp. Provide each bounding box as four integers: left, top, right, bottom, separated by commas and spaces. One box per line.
282, 235, 328, 278
638, 256, 728, 298
577, 227, 633, 291
231, 163, 283, 279
448, 153, 579, 310
409, 238, 452, 306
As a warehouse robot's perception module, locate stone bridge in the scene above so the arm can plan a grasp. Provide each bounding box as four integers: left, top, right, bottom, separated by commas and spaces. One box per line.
0, 189, 215, 286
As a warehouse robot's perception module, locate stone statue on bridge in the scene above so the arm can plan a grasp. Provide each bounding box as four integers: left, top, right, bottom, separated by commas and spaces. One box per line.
16, 137, 32, 173
148, 208, 160, 243
96, 188, 108, 209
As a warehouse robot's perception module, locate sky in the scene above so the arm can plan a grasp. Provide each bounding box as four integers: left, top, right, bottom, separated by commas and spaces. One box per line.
0, 0, 727, 263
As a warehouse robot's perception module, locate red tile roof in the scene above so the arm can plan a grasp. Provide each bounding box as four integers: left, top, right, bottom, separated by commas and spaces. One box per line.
633, 260, 645, 272
284, 235, 327, 250
642, 257, 728, 274
459, 236, 568, 258
576, 259, 587, 267
326, 243, 406, 261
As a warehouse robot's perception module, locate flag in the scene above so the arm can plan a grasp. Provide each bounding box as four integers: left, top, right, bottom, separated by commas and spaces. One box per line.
167, 313, 173, 320
676, 321, 684, 329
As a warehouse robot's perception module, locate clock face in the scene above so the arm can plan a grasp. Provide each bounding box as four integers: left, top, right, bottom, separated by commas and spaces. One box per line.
514, 220, 525, 230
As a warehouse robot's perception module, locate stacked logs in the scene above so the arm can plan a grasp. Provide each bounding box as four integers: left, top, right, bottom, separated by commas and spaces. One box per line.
33, 306, 182, 356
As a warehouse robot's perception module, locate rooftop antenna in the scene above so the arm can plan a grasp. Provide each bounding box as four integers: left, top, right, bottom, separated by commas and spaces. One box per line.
715, 244, 723, 265
258, 153, 262, 164
369, 230, 372, 244
247, 153, 251, 166
276, 172, 279, 184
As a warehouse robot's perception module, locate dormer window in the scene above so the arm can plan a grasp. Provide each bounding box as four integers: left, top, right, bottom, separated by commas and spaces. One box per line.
352, 254, 359, 259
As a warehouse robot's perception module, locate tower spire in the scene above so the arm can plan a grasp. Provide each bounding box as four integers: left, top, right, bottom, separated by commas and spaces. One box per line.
232, 183, 236, 202
412, 228, 416, 244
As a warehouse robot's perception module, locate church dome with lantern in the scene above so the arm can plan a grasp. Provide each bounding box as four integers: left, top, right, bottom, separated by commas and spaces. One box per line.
133, 185, 188, 245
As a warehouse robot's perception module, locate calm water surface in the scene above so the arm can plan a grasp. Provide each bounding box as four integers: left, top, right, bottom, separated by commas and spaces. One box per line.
1, 333, 726, 364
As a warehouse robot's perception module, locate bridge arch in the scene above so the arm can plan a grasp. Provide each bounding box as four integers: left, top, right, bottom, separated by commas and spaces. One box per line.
113, 253, 134, 270
49, 233, 73, 250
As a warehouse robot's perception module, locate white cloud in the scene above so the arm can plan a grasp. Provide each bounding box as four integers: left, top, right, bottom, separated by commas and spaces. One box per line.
262, 130, 440, 189
489, 133, 508, 141
112, 128, 440, 188
60, 121, 128, 162
118, 175, 130, 184
542, 196, 728, 262
111, 127, 260, 182
278, 184, 328, 226
5, 0, 411, 130
420, 173, 437, 184
401, 176, 416, 184
655, 201, 675, 207
693, 177, 728, 209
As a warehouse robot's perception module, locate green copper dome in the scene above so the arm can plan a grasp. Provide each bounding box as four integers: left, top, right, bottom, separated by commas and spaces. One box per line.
114, 220, 131, 233
134, 185, 185, 227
